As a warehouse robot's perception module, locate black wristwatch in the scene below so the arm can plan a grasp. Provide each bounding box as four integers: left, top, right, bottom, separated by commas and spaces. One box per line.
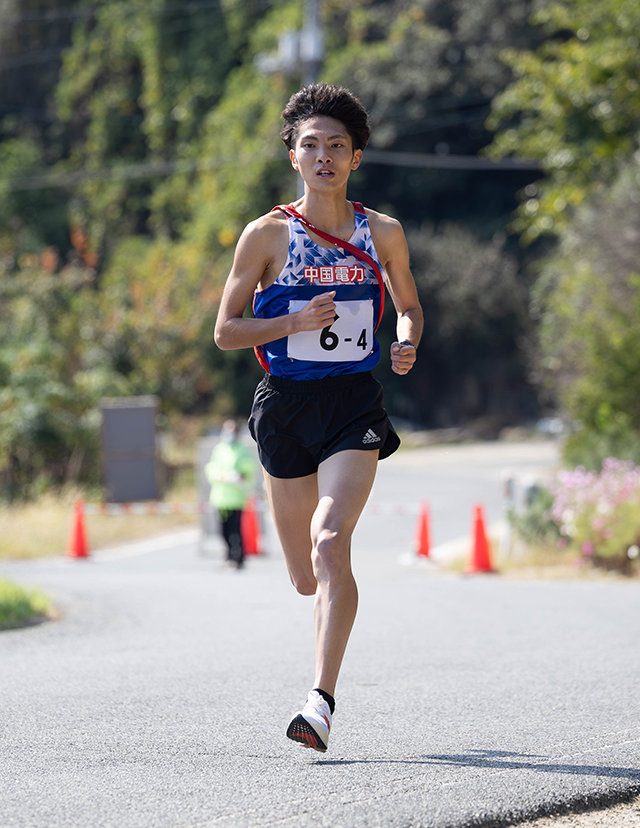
399, 340, 416, 349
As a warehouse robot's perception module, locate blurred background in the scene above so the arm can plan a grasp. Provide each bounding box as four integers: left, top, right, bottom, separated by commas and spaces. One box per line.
1, 0, 639, 509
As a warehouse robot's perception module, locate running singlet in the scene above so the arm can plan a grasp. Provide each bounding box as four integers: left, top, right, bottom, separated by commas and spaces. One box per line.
253, 203, 386, 379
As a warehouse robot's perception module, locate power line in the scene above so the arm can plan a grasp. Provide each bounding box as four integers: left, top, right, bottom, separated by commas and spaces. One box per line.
365, 149, 540, 172
0, 48, 66, 70
5, 152, 282, 191
7, 0, 268, 24
6, 148, 539, 193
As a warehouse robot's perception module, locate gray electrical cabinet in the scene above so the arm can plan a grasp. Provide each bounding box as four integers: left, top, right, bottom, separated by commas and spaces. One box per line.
101, 396, 163, 502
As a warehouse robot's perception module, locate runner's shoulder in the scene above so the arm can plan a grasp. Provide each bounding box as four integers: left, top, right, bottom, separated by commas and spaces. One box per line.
363, 207, 404, 239
363, 207, 407, 261
239, 210, 289, 252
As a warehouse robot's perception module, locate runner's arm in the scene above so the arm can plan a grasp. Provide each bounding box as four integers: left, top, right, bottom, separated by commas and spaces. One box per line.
214, 218, 337, 350
370, 212, 423, 375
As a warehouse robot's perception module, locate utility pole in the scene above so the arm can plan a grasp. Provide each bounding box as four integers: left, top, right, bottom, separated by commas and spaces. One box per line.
296, 0, 323, 195
254, 0, 324, 84
254, 0, 325, 197
300, 0, 323, 86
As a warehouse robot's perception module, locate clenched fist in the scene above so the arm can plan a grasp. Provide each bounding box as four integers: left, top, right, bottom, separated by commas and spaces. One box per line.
390, 341, 416, 375
294, 291, 337, 332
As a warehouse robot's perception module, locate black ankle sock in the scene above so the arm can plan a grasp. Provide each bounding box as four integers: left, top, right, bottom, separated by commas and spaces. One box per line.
313, 688, 335, 714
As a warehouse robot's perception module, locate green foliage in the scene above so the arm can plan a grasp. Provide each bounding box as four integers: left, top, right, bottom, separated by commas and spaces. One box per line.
508, 484, 562, 546
0, 138, 69, 260
55, 0, 253, 248
563, 413, 640, 471
490, 4, 640, 452
0, 139, 41, 227
186, 65, 291, 258
97, 236, 217, 410
488, 0, 640, 241
532, 155, 640, 458
323, 0, 540, 234
0, 578, 50, 630
0, 264, 111, 500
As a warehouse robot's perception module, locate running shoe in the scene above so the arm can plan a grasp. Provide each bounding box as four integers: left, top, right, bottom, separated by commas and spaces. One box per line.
286, 690, 332, 752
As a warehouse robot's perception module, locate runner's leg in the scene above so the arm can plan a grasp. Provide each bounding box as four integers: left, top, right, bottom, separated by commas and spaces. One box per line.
263, 469, 318, 596
311, 449, 378, 697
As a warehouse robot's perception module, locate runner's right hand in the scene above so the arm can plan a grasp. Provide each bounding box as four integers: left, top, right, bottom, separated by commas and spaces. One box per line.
294, 291, 337, 332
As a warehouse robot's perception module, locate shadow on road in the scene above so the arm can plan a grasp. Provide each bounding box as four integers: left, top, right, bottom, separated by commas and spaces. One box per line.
315, 749, 640, 781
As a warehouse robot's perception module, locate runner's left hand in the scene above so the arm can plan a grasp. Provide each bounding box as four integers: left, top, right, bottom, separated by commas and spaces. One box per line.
390, 341, 416, 375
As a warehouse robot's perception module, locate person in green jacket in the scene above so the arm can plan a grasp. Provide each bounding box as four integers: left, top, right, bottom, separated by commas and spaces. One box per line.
205, 419, 256, 569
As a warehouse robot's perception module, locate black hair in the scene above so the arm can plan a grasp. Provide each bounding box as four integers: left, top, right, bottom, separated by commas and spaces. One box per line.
280, 83, 370, 152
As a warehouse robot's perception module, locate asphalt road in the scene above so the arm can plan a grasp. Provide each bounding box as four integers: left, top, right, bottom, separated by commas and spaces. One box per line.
2, 441, 640, 828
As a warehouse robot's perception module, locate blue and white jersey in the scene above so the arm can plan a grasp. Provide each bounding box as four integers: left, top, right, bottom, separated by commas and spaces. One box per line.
253, 203, 386, 379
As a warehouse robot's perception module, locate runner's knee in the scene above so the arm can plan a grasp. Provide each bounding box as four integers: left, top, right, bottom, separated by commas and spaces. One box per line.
312, 528, 350, 581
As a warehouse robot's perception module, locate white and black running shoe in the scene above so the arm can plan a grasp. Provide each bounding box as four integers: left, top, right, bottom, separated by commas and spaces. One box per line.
286, 690, 332, 752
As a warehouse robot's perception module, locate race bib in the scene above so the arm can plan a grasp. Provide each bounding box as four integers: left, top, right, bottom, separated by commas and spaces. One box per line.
287, 299, 374, 362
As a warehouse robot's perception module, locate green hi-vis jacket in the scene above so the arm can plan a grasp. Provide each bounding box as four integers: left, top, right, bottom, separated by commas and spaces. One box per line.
205, 440, 256, 511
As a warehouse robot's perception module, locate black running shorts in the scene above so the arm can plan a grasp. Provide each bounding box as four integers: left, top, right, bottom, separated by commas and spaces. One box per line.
248, 371, 400, 479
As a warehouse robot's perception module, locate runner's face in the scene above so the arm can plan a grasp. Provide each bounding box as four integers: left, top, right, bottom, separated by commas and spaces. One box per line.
290, 115, 362, 190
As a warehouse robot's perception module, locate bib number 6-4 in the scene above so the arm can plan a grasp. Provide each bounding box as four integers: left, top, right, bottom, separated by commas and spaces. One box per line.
287, 299, 374, 363
320, 318, 367, 352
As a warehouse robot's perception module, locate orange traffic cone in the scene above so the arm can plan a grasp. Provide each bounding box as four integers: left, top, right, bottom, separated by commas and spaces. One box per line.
241, 497, 263, 556
465, 504, 495, 574
415, 502, 431, 558
67, 498, 90, 559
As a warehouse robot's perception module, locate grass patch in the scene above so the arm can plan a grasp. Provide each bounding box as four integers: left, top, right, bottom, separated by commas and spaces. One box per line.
499, 542, 640, 580
0, 578, 51, 630
499, 543, 588, 579
0, 480, 199, 560
437, 533, 640, 580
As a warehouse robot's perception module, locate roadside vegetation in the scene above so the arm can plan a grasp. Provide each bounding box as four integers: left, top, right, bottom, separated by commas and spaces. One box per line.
507, 460, 640, 577
0, 578, 51, 630
0, 478, 197, 560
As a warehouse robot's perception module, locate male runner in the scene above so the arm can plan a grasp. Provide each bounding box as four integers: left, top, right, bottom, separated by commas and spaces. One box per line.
215, 83, 423, 752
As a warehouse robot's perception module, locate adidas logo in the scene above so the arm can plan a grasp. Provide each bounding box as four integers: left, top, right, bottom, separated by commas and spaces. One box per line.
362, 428, 381, 444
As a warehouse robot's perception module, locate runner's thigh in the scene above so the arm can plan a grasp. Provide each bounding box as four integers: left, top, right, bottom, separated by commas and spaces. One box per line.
313, 449, 378, 539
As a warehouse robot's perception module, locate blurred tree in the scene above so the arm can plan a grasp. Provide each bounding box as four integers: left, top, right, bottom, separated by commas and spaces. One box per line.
487, 0, 640, 242
324, 0, 543, 236
96, 235, 217, 411
532, 155, 640, 466
54, 0, 250, 252
486, 0, 640, 463
0, 261, 125, 501
0, 0, 80, 257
